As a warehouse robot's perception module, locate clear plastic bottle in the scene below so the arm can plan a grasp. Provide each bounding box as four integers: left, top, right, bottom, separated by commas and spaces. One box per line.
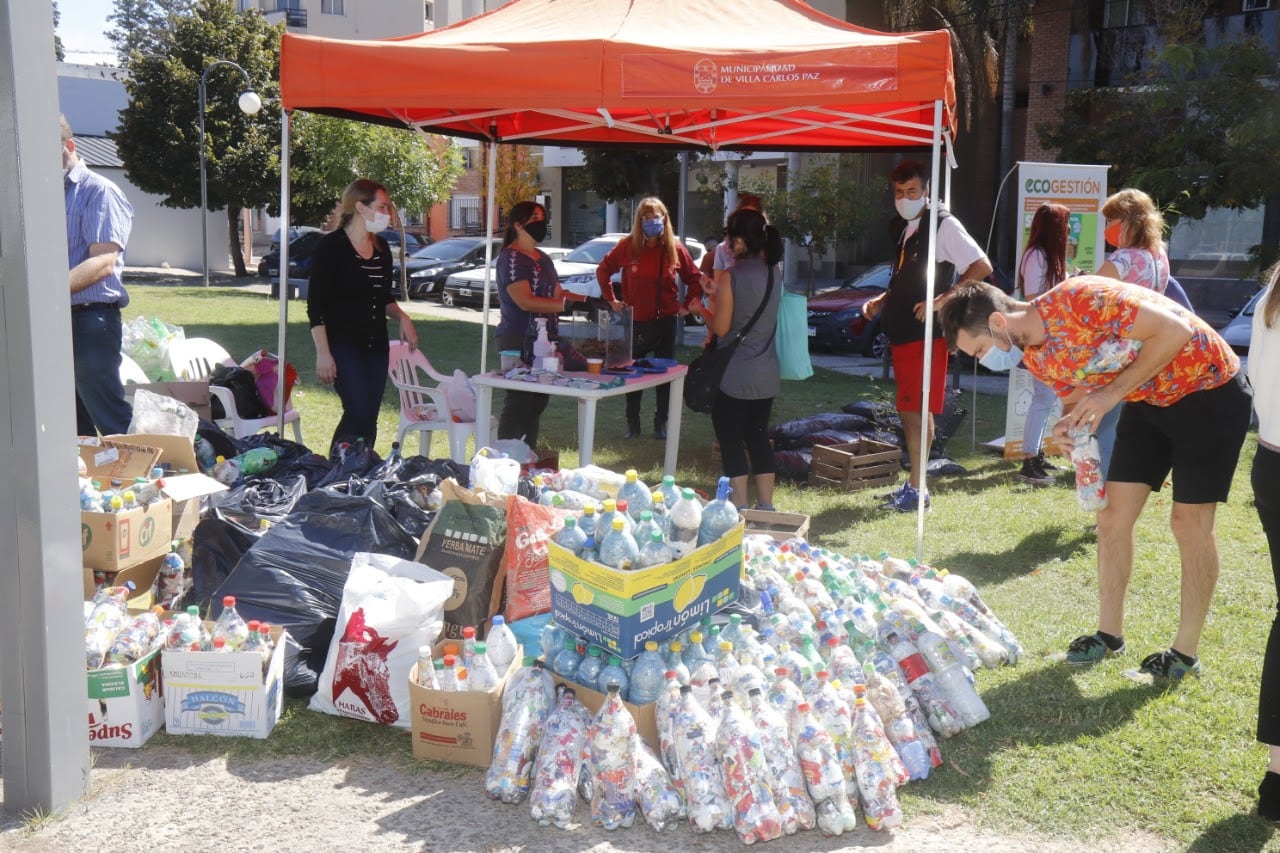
628, 641, 668, 705
594, 498, 621, 542
862, 661, 930, 781
532, 316, 554, 362
697, 476, 740, 547
632, 510, 662, 549
153, 541, 186, 609
767, 666, 805, 717
648, 490, 671, 536
746, 686, 815, 835
672, 685, 733, 833
469, 641, 502, 691
576, 645, 606, 690
849, 683, 904, 830
552, 637, 583, 681
587, 683, 637, 830
580, 535, 599, 565
439, 654, 460, 691
635, 529, 672, 569
682, 631, 712, 671
633, 734, 684, 832
529, 688, 592, 829
715, 689, 784, 844
878, 625, 964, 738
554, 515, 588, 557
915, 630, 991, 728
616, 469, 652, 520
212, 595, 249, 650
485, 614, 519, 674
657, 474, 681, 510
1069, 423, 1108, 511
416, 644, 437, 689
211, 637, 233, 653
668, 487, 703, 559
597, 517, 640, 570
461, 625, 478, 669
539, 620, 567, 662
485, 658, 554, 804
212, 455, 241, 487
790, 701, 859, 837
597, 654, 629, 700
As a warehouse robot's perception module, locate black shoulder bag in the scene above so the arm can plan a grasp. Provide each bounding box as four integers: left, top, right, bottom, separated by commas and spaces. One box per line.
683, 266, 775, 414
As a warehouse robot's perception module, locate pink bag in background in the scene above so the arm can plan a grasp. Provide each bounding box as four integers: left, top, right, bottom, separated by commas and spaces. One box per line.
241, 350, 299, 415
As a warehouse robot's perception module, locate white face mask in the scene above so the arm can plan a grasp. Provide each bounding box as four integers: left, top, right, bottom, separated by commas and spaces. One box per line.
979, 323, 1023, 372
895, 196, 927, 221
362, 210, 391, 234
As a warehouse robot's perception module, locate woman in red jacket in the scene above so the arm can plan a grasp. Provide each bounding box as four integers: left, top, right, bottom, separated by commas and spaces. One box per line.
596, 197, 706, 439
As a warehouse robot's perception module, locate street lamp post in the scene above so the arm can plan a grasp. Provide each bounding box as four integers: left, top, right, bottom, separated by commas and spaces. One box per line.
198, 60, 262, 287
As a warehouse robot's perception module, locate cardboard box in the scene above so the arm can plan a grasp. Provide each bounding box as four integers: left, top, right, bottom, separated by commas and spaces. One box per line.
547, 522, 744, 660
408, 645, 522, 767
79, 436, 162, 483
126, 380, 213, 423
550, 674, 658, 752
84, 553, 164, 607
740, 509, 811, 542
807, 439, 902, 491
81, 497, 173, 573
161, 624, 285, 738
86, 647, 165, 748
161, 473, 227, 539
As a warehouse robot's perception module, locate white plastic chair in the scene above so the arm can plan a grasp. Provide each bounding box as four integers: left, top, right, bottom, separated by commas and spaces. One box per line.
167, 336, 304, 443
118, 353, 150, 385
387, 340, 474, 463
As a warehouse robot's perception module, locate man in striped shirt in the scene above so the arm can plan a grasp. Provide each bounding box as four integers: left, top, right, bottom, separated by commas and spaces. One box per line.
63, 114, 134, 436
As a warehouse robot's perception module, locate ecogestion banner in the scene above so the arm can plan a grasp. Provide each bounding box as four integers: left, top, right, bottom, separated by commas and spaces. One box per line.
1002, 162, 1108, 459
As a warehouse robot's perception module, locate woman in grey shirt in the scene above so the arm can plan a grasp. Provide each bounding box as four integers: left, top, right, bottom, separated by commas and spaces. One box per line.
706, 208, 784, 510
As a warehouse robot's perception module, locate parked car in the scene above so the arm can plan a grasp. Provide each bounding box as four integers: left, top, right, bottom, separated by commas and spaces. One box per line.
258, 229, 428, 281
440, 247, 570, 308
1220, 287, 1262, 356
396, 237, 503, 300
555, 234, 707, 323
267, 225, 320, 252
805, 262, 892, 356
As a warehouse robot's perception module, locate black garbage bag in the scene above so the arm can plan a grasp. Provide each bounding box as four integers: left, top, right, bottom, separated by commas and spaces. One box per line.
315, 436, 383, 489
196, 419, 239, 462
773, 448, 813, 482
210, 489, 419, 698
841, 399, 895, 423
186, 475, 310, 611
796, 429, 861, 449
927, 457, 969, 477
931, 388, 968, 455
338, 455, 466, 540
772, 413, 877, 449
235, 432, 317, 469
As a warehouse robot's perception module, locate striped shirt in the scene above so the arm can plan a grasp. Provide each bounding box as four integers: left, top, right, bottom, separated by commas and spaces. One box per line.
306, 229, 395, 351
65, 158, 133, 307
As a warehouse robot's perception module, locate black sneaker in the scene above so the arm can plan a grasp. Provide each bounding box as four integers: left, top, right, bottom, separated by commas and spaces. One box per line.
1064, 632, 1124, 666
1035, 451, 1063, 472
1018, 457, 1055, 486
1137, 649, 1201, 680
624, 420, 641, 439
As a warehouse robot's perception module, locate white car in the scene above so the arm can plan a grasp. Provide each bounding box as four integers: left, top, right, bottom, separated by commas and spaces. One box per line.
556, 234, 706, 321
440, 247, 570, 308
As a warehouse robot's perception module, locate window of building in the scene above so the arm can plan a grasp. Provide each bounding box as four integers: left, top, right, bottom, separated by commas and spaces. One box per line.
425, 2, 434, 25
1244, 0, 1271, 11
321, 0, 345, 14
1103, 0, 1144, 28
450, 195, 482, 234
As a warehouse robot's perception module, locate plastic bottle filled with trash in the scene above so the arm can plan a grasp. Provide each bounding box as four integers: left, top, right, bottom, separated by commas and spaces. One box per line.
212, 595, 250, 650
574, 645, 603, 691
632, 510, 663, 549
635, 529, 672, 569
654, 671, 686, 788
580, 535, 599, 564
790, 701, 859, 837
668, 488, 703, 559
152, 541, 186, 609
212, 455, 241, 487
849, 683, 904, 831
879, 625, 964, 738
594, 498, 623, 542
485, 658, 554, 804
657, 474, 681, 510
416, 645, 437, 689
672, 685, 732, 833
697, 477, 740, 547
616, 468, 652, 519
915, 630, 991, 728
597, 654, 629, 700
468, 642, 502, 691
485, 614, 519, 674
632, 734, 684, 832
1069, 422, 1108, 511
598, 517, 639, 570
866, 646, 943, 769
715, 689, 784, 844
554, 515, 588, 557
746, 686, 814, 835
587, 683, 637, 830
649, 490, 671, 536
861, 662, 930, 781
529, 687, 592, 829
104, 604, 165, 666
628, 641, 668, 706
84, 582, 136, 668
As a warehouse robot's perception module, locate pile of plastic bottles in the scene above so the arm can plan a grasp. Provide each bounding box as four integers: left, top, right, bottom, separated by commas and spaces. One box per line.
540, 468, 741, 571
484, 534, 1021, 841
83, 590, 277, 672
415, 615, 521, 692
79, 467, 169, 514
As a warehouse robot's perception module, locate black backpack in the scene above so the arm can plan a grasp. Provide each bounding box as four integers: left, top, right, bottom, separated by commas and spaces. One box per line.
209, 364, 270, 420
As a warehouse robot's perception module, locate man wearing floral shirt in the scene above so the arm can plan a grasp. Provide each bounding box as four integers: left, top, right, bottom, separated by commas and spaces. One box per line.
939, 276, 1253, 680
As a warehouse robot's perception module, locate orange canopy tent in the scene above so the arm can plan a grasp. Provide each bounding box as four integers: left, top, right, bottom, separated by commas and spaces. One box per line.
275, 0, 957, 553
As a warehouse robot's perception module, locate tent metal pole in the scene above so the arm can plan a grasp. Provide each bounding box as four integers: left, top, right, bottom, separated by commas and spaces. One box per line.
276, 108, 291, 434
479, 139, 497, 375
915, 99, 945, 563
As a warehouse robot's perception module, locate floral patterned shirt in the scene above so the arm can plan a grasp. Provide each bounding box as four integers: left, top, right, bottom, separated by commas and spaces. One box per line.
1108, 245, 1169, 293
1023, 276, 1238, 407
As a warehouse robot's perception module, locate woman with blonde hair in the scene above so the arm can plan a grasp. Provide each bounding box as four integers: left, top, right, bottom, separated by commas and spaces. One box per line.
596, 196, 705, 439
308, 178, 419, 455
1250, 263, 1280, 820
1098, 188, 1170, 293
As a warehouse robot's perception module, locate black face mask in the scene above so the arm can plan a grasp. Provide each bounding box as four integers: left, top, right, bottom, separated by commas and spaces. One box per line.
523, 220, 548, 243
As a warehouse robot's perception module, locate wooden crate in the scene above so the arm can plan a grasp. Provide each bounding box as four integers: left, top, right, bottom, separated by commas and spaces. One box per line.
808, 439, 901, 490
740, 509, 810, 542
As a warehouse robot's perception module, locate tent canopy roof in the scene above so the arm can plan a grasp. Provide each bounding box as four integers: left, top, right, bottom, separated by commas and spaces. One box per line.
280, 0, 955, 151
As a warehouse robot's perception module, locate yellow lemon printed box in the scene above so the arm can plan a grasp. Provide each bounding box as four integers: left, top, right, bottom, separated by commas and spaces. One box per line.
546, 522, 744, 659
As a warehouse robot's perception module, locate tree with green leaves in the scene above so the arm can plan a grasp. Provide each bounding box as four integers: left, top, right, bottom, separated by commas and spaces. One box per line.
113, 0, 282, 276
742, 155, 883, 295
1039, 31, 1280, 268
53, 3, 65, 61
568, 148, 680, 203
107, 0, 197, 64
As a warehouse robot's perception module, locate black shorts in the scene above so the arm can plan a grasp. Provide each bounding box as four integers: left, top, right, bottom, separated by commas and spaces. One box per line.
1107, 372, 1253, 504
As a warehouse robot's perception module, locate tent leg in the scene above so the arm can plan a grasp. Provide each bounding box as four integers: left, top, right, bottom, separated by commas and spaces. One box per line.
915, 99, 946, 563
276, 108, 291, 435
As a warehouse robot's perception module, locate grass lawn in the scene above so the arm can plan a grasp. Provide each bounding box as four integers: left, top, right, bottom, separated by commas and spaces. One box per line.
126, 285, 1278, 849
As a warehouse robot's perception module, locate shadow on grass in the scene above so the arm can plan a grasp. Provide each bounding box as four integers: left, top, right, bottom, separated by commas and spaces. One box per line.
1186, 812, 1276, 852
933, 524, 1097, 586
